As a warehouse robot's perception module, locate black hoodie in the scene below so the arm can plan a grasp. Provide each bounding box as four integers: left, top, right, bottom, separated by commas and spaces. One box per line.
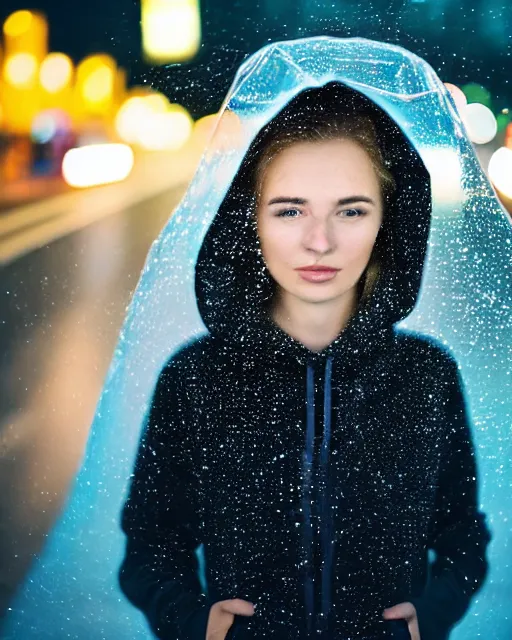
118, 64, 491, 640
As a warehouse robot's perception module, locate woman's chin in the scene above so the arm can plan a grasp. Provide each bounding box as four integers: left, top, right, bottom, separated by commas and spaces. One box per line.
287, 285, 351, 305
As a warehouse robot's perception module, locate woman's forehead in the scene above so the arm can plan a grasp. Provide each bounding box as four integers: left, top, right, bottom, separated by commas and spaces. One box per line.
260, 140, 381, 196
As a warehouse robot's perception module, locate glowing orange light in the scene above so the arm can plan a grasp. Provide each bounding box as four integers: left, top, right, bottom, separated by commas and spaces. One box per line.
2, 10, 48, 63
4, 52, 38, 87
75, 55, 117, 118
40, 53, 73, 93
3, 10, 33, 38
82, 65, 114, 104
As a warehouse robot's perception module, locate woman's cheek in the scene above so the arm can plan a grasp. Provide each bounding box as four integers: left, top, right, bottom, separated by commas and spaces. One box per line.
266, 229, 295, 266
347, 229, 379, 266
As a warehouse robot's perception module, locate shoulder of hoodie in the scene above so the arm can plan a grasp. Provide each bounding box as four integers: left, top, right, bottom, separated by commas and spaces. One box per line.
158, 333, 229, 379
392, 327, 460, 379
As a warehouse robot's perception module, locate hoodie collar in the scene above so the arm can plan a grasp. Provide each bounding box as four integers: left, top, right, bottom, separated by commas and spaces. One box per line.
233, 293, 397, 371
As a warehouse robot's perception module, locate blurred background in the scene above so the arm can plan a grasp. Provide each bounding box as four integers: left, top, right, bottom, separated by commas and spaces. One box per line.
0, 0, 511, 626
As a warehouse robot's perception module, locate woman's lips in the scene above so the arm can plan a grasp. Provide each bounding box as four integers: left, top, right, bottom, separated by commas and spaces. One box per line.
296, 268, 339, 283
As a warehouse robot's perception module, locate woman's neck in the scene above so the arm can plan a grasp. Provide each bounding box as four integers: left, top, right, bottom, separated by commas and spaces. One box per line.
269, 288, 358, 353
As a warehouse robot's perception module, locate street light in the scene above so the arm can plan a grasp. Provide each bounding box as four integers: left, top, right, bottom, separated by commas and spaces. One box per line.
75, 54, 117, 122
141, 0, 201, 63
1, 10, 48, 133
3, 10, 48, 62
40, 53, 73, 94
3, 52, 38, 88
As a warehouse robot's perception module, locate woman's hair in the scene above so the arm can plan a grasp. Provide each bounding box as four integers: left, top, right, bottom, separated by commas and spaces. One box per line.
251, 107, 397, 307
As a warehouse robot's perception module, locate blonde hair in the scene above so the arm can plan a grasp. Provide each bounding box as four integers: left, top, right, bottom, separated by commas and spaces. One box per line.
252, 114, 396, 307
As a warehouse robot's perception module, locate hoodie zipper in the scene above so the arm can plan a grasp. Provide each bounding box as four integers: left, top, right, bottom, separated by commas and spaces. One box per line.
303, 356, 334, 635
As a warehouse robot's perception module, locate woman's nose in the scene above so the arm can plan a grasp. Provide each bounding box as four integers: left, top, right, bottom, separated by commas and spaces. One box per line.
303, 219, 335, 254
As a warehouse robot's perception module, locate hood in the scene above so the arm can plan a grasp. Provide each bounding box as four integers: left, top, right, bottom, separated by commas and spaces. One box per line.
194, 40, 432, 367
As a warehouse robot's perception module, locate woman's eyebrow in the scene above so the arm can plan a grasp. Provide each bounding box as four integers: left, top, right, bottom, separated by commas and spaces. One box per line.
267, 197, 307, 205
267, 196, 376, 206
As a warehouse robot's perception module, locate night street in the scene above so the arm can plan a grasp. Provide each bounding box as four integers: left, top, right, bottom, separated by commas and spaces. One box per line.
0, 1, 511, 638
0, 175, 187, 616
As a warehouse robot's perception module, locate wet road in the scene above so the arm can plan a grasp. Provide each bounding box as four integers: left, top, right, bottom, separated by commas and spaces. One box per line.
0, 184, 186, 617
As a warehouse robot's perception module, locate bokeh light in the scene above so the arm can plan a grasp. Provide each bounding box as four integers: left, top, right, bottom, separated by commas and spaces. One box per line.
40, 53, 73, 93
420, 147, 464, 207
3, 10, 33, 38
31, 109, 72, 144
461, 82, 493, 109
82, 65, 114, 105
194, 113, 218, 140
62, 143, 134, 188
488, 147, 512, 200
115, 93, 193, 150
4, 52, 38, 87
193, 110, 244, 156
2, 10, 48, 63
75, 55, 117, 117
31, 112, 58, 143
137, 108, 193, 150
505, 123, 512, 150
465, 103, 498, 145
497, 110, 511, 134
115, 97, 151, 144
144, 93, 170, 114
141, 0, 201, 63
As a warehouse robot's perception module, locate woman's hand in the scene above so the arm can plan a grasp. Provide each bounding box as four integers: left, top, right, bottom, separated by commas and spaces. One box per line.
383, 602, 421, 640
206, 598, 255, 640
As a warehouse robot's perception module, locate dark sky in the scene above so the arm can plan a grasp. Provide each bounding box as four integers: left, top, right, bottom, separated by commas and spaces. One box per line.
1, 0, 511, 119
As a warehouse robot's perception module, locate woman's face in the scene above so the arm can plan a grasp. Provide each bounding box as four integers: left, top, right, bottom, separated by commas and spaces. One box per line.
256, 138, 384, 307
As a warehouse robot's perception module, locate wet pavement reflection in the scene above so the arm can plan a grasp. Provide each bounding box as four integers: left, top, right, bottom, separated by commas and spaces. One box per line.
0, 185, 185, 617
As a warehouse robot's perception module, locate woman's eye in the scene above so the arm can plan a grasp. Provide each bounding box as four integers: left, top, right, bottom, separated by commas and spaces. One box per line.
274, 208, 366, 218
340, 208, 366, 218
276, 208, 302, 218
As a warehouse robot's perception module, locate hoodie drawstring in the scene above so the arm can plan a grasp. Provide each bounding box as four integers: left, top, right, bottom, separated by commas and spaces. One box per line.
303, 356, 334, 635
319, 356, 333, 632
303, 363, 316, 633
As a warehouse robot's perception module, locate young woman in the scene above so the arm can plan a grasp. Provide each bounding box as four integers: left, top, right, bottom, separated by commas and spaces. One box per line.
118, 83, 491, 640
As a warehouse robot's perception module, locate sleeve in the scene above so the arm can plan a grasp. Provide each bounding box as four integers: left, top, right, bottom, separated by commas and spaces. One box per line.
410, 356, 492, 640
118, 358, 211, 640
